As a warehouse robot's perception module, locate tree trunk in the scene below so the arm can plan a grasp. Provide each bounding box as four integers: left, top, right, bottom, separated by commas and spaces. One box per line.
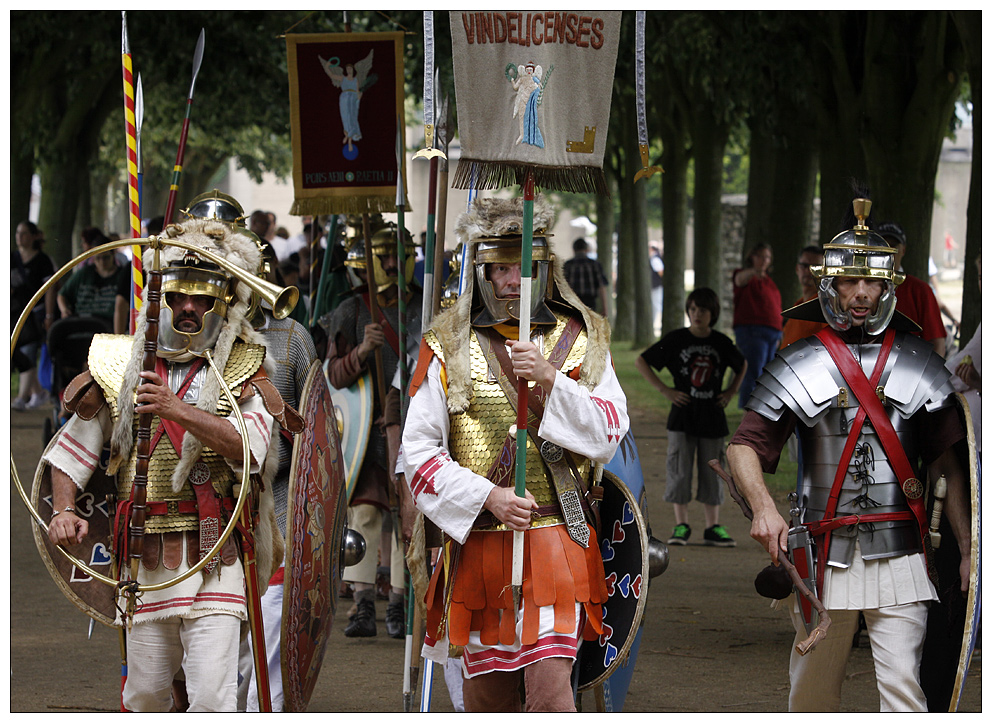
613, 146, 636, 343
626, 129, 654, 348
771, 138, 818, 309
743, 122, 778, 260
37, 153, 84, 267
595, 176, 616, 323
860, 12, 964, 280
11, 129, 34, 238
690, 107, 729, 297
660, 128, 690, 337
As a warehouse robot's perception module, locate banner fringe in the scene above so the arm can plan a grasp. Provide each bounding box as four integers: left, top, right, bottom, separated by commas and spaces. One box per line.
451, 158, 609, 197
289, 196, 398, 217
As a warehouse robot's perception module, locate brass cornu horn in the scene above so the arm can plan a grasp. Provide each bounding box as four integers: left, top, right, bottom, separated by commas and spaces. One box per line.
168, 240, 300, 320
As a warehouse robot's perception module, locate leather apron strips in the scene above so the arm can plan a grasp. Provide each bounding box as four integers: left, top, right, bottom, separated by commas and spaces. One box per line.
441, 525, 607, 648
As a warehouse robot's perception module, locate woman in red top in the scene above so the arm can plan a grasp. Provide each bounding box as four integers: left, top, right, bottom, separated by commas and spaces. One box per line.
732, 243, 782, 407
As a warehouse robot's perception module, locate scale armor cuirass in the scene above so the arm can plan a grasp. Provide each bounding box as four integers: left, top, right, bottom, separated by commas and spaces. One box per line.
425, 311, 592, 532
87, 334, 267, 534
747, 331, 956, 566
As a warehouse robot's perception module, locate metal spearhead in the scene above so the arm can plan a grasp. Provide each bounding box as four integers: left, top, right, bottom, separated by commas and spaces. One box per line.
135, 73, 144, 170
190, 29, 205, 97
121, 11, 129, 54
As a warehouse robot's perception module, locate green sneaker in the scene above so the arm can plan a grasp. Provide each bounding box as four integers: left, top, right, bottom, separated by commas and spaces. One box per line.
703, 525, 736, 547
667, 524, 691, 546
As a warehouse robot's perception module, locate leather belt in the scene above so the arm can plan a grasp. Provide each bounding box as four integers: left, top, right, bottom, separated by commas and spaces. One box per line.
804, 510, 915, 537
144, 498, 236, 517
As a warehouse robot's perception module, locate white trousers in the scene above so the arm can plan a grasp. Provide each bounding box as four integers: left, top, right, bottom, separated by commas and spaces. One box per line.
788, 602, 929, 712
344, 503, 404, 588
124, 613, 241, 712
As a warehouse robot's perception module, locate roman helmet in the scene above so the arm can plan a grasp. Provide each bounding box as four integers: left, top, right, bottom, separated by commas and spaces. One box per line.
459, 196, 557, 327
180, 189, 247, 229
369, 221, 417, 295
811, 198, 905, 335
153, 218, 264, 361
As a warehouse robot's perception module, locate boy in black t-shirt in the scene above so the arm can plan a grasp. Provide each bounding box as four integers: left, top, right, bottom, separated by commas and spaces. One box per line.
635, 287, 747, 547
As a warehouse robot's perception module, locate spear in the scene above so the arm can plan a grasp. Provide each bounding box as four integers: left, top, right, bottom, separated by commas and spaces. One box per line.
511, 172, 536, 615
162, 28, 206, 226
121, 12, 143, 332
431, 93, 451, 317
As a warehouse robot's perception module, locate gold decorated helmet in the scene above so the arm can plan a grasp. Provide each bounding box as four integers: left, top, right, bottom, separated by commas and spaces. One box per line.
369, 222, 417, 294
812, 198, 905, 335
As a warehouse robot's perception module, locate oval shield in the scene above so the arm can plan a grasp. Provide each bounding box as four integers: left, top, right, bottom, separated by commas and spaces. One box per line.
324, 361, 372, 501
282, 360, 349, 712
920, 392, 982, 711
31, 436, 118, 627
576, 466, 649, 693
583, 430, 650, 710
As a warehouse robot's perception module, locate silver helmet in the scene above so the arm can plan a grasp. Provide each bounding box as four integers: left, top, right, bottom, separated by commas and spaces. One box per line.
180, 189, 247, 228
812, 198, 904, 335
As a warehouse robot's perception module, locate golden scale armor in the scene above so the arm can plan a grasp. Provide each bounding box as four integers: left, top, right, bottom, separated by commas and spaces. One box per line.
426, 311, 591, 531
87, 334, 266, 534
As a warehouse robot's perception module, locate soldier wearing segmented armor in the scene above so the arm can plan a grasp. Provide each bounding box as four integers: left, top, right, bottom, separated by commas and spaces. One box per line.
321, 221, 423, 638
44, 217, 302, 712
402, 196, 628, 712
726, 199, 972, 712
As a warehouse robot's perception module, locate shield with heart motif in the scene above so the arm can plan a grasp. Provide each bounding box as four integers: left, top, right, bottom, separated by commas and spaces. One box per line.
576, 468, 649, 692
31, 436, 118, 627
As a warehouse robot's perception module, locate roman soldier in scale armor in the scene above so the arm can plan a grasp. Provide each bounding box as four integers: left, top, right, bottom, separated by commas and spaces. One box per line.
727, 199, 974, 712
401, 196, 629, 712
42, 217, 303, 711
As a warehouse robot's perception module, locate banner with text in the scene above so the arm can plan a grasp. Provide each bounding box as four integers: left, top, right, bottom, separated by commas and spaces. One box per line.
286, 32, 408, 216
449, 11, 621, 195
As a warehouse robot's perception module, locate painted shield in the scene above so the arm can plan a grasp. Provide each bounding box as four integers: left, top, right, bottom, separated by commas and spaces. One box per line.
31, 436, 118, 627
589, 429, 650, 710
576, 467, 649, 694
282, 360, 349, 712
324, 361, 372, 501
920, 392, 981, 712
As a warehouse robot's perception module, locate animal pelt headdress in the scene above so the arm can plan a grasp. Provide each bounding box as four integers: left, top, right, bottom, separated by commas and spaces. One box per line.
108, 219, 275, 492
430, 195, 611, 413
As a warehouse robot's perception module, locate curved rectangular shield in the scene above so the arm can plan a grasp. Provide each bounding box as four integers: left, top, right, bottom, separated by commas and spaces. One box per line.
282, 360, 349, 711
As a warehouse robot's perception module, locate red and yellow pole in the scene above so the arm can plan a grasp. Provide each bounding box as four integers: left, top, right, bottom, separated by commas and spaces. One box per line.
122, 12, 142, 333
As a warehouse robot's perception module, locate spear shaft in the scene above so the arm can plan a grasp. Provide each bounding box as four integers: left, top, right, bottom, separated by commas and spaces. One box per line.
163, 29, 205, 226
122, 12, 142, 332
511, 173, 536, 613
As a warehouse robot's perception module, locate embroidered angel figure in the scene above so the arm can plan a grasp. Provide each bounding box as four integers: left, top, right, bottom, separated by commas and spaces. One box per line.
509, 62, 546, 148
319, 50, 377, 153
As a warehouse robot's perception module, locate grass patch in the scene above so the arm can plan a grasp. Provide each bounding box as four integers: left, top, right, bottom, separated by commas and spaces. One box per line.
611, 339, 798, 499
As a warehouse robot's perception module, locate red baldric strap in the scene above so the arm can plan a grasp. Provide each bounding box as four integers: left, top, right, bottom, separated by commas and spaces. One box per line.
814, 328, 930, 586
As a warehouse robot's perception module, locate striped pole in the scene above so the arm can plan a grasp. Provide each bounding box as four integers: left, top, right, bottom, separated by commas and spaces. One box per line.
122, 12, 142, 332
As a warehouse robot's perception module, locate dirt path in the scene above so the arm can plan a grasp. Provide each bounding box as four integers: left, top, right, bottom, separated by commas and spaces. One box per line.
9, 404, 981, 712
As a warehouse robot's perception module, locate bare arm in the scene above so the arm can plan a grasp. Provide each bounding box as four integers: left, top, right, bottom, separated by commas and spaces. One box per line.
114, 295, 129, 335
135, 371, 246, 462
726, 443, 790, 564
47, 468, 88, 547
719, 360, 748, 408
634, 354, 688, 407
930, 448, 972, 591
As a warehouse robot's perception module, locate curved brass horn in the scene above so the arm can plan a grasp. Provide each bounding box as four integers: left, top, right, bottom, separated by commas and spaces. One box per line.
161, 239, 299, 320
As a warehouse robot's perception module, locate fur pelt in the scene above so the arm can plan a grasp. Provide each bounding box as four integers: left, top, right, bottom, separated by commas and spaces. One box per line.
431, 195, 612, 413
